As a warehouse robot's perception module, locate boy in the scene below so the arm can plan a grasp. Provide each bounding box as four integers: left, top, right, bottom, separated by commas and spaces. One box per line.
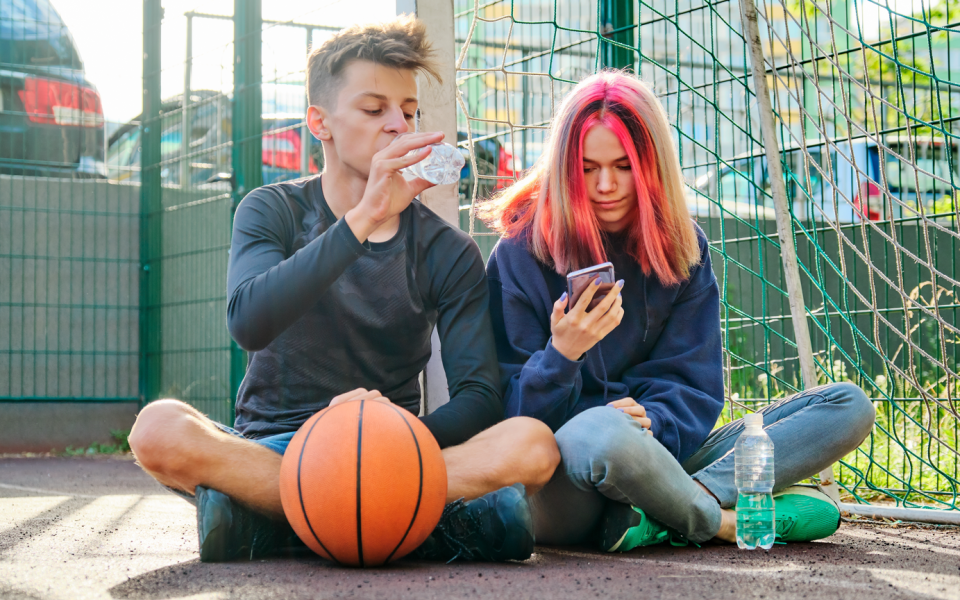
128, 16, 559, 563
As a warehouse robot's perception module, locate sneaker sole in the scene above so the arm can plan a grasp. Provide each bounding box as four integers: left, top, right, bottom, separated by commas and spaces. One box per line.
774, 486, 841, 542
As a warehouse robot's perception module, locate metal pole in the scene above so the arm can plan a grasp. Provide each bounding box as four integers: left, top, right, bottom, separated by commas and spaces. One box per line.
140, 0, 163, 408
180, 13, 193, 188
738, 0, 835, 495
230, 0, 263, 423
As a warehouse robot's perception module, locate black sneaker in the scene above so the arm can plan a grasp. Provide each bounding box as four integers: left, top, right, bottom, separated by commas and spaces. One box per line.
195, 486, 303, 562
598, 502, 691, 552
411, 483, 534, 563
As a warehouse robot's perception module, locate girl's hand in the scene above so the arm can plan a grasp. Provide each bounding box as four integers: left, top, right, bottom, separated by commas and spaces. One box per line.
608, 397, 654, 433
549, 278, 624, 361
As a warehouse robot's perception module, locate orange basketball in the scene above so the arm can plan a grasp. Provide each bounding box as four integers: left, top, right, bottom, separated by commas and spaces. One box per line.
279, 399, 447, 567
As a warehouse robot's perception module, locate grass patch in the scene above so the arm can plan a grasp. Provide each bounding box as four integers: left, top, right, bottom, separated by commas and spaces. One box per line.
62, 429, 131, 456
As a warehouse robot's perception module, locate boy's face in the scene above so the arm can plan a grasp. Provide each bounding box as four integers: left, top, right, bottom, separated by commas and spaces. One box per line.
310, 60, 419, 178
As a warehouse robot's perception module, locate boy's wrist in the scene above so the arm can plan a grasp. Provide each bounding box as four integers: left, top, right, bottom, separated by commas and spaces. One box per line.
344, 208, 380, 244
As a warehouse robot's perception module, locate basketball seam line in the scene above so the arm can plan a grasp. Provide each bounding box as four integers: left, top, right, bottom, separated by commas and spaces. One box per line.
356, 399, 365, 568
384, 403, 426, 564
297, 407, 340, 564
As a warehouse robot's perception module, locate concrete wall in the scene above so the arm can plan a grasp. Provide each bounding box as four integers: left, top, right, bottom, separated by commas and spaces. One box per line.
0, 176, 140, 451
0, 402, 138, 453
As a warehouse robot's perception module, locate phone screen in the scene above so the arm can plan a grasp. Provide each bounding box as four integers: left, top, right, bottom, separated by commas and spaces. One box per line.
567, 263, 616, 312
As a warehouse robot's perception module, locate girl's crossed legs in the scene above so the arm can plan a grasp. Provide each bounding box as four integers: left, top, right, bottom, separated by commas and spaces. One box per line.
530, 382, 876, 545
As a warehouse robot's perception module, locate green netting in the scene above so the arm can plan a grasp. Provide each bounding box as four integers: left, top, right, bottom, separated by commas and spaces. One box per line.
3, 0, 957, 516
0, 2, 138, 405
454, 0, 959, 512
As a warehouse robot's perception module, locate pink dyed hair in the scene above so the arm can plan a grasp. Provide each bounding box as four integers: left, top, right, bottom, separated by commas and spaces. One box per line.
479, 70, 700, 285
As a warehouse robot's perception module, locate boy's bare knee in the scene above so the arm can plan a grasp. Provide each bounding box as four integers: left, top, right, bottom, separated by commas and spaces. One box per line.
504, 417, 560, 489
129, 399, 205, 480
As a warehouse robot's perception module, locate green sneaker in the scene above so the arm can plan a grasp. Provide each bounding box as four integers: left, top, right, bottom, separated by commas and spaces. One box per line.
598, 503, 687, 552
773, 486, 841, 542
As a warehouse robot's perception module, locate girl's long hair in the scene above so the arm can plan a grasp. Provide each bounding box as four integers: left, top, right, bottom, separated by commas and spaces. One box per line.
478, 70, 700, 286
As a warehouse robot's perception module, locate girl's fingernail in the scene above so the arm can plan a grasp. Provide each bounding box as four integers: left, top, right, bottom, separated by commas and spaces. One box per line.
618, 293, 622, 299
559, 292, 567, 302
617, 408, 625, 412
617, 279, 625, 288
594, 277, 602, 286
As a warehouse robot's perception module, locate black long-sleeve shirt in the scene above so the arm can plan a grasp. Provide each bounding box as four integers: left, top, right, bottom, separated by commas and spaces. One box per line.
227, 176, 503, 448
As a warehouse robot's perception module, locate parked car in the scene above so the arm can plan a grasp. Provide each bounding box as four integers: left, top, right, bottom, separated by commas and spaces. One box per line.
457, 131, 516, 205
692, 138, 959, 222
0, 0, 105, 177
106, 90, 322, 187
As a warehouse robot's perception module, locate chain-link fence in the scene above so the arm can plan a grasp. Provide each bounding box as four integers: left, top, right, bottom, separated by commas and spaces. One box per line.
1, 0, 139, 405
454, 0, 959, 517
3, 0, 958, 519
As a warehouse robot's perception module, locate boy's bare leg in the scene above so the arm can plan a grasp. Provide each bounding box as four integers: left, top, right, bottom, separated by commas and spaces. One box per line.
130, 400, 560, 517
443, 416, 559, 502
129, 399, 285, 519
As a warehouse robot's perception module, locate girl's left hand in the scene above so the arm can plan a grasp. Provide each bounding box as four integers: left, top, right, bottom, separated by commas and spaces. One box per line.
608, 397, 653, 433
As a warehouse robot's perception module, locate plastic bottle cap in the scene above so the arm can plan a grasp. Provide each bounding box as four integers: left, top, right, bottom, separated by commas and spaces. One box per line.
744, 413, 764, 429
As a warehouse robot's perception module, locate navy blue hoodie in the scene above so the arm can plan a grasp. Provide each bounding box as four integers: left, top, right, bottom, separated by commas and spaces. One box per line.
486, 224, 724, 464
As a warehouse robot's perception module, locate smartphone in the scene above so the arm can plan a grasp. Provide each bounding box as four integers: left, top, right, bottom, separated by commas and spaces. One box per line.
567, 262, 616, 312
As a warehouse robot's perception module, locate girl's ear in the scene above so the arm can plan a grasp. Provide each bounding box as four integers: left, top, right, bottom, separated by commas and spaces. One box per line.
306, 105, 331, 141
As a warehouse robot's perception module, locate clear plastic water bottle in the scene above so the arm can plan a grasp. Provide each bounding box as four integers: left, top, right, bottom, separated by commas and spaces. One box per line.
400, 142, 465, 185
734, 413, 775, 550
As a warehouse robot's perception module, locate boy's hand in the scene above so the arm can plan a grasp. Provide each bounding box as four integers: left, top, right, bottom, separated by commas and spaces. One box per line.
346, 131, 444, 243
329, 388, 391, 408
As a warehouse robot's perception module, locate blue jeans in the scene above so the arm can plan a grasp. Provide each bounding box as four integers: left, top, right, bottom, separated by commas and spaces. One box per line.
165, 423, 295, 505
529, 382, 876, 544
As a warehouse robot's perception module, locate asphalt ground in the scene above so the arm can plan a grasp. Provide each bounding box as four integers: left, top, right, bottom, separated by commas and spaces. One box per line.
1, 456, 958, 600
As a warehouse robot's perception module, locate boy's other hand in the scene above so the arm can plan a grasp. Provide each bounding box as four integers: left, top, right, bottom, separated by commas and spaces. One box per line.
329, 388, 391, 408
346, 131, 444, 243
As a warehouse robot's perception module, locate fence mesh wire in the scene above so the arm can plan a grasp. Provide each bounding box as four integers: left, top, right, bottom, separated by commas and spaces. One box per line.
0, 1, 139, 405
454, 0, 959, 511
3, 0, 958, 513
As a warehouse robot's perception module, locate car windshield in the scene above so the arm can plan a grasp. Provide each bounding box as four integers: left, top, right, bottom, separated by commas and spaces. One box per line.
0, 0, 82, 68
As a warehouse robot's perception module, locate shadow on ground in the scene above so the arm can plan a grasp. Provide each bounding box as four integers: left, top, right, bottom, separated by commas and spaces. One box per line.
2, 458, 959, 600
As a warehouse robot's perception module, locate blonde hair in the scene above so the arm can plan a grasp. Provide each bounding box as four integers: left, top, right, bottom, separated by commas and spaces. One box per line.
306, 15, 441, 108
479, 70, 700, 285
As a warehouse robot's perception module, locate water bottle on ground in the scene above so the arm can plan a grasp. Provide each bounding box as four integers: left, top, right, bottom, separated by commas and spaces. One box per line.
401, 142, 465, 185
734, 412, 775, 550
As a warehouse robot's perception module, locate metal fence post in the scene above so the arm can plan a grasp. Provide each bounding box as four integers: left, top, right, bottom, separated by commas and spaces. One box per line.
140, 0, 163, 409
600, 0, 634, 70
181, 13, 193, 188
230, 0, 263, 422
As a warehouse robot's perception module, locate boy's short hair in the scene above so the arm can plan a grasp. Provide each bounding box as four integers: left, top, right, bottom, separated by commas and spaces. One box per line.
307, 15, 441, 109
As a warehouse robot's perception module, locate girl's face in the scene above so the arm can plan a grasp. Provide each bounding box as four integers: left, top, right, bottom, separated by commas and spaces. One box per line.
581, 124, 638, 233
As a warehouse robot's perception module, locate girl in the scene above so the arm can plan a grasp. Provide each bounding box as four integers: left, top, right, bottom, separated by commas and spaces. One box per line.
480, 70, 875, 549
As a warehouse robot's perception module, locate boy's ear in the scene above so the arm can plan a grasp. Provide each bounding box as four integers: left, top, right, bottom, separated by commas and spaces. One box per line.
306, 105, 330, 141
